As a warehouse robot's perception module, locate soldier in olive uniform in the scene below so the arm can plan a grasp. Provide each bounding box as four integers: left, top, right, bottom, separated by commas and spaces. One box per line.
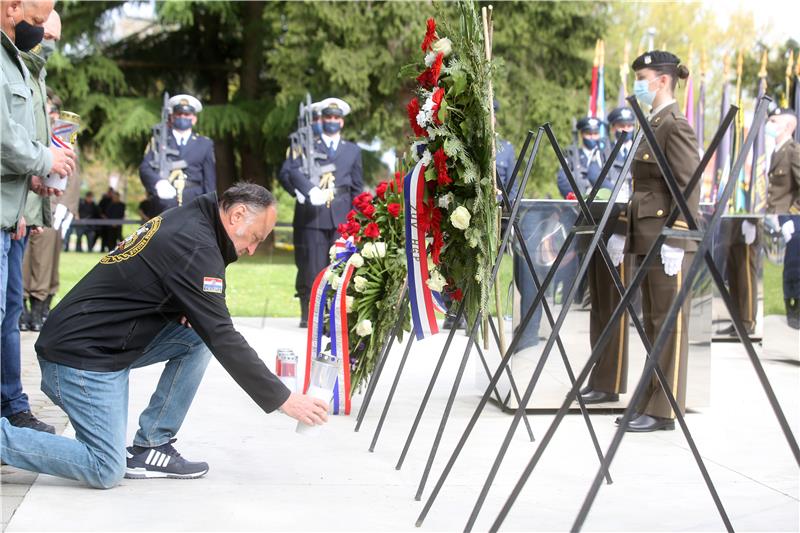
615, 51, 700, 432
580, 106, 636, 404
764, 107, 800, 328
717, 217, 760, 336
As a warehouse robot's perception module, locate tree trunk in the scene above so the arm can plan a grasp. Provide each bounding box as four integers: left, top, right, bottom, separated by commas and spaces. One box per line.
239, 1, 269, 191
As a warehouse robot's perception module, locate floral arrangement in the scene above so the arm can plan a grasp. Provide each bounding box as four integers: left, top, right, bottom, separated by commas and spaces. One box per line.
305, 0, 496, 398
403, 2, 497, 328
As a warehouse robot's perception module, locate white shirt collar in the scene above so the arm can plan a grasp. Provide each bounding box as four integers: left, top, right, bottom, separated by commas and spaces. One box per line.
648, 98, 677, 120
172, 129, 191, 145
321, 133, 340, 151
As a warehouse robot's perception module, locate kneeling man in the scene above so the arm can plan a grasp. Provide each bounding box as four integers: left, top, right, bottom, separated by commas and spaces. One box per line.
0, 183, 328, 488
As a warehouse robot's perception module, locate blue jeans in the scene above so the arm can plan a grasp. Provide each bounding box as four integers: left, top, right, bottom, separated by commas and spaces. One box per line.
0, 322, 212, 489
1, 235, 30, 417
0, 231, 10, 323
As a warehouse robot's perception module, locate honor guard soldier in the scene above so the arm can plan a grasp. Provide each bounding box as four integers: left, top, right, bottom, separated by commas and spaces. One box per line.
557, 116, 608, 198
579, 106, 637, 404
764, 106, 800, 328
139, 94, 217, 214
494, 99, 517, 200
284, 97, 364, 326
615, 50, 699, 432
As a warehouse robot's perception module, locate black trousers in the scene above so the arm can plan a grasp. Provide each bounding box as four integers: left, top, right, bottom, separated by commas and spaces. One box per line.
293, 226, 337, 301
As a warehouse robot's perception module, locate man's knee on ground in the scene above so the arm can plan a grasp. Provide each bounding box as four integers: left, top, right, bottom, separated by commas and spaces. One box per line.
87, 457, 125, 489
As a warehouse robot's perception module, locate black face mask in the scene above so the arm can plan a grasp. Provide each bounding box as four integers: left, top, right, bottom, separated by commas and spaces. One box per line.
14, 20, 45, 52
615, 130, 633, 143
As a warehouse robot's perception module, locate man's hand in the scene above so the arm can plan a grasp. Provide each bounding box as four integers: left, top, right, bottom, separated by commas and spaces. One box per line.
308, 186, 328, 206
179, 316, 193, 328
280, 392, 329, 426
30, 175, 63, 198
49, 144, 76, 177
741, 220, 756, 245
660, 243, 684, 277
12, 217, 26, 240
607, 233, 626, 267
155, 179, 177, 199
782, 219, 795, 243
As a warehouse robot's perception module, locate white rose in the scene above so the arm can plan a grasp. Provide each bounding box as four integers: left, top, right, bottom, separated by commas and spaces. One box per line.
431, 37, 453, 57
374, 242, 387, 257
353, 275, 368, 293
350, 253, 364, 268
330, 275, 341, 290
346, 295, 355, 312
356, 319, 373, 336
426, 269, 447, 292
361, 242, 376, 259
424, 51, 437, 67
450, 206, 471, 230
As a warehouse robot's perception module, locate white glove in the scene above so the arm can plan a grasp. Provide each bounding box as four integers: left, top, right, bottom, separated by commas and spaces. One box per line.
741, 220, 756, 245
155, 179, 177, 199
308, 186, 328, 206
660, 243, 684, 277
294, 189, 306, 204
782, 219, 795, 243
606, 233, 626, 267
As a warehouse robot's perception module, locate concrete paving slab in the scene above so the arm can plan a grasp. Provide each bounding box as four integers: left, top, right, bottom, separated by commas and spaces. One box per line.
4, 317, 799, 532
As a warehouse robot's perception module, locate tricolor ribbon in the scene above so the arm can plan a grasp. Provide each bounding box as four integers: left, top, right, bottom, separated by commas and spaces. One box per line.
51, 134, 70, 150
404, 160, 439, 340
304, 237, 357, 415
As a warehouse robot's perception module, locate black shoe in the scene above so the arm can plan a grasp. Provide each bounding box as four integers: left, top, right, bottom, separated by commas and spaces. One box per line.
29, 297, 44, 332
299, 318, 308, 328
579, 389, 619, 404
785, 299, 800, 330
715, 324, 736, 336
19, 298, 30, 331
125, 438, 209, 479
42, 294, 53, 323
615, 412, 641, 425
442, 314, 457, 329
624, 414, 675, 432
7, 410, 55, 434
299, 297, 309, 328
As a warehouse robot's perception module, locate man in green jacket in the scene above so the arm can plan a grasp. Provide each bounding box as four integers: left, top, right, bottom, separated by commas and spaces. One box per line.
1, 0, 75, 432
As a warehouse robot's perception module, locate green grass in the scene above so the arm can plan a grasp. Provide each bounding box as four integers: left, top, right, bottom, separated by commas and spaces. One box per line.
763, 260, 785, 316
57, 248, 301, 317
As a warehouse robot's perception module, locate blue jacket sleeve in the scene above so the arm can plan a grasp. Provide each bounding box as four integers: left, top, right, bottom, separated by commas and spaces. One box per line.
201, 139, 217, 195
139, 142, 160, 196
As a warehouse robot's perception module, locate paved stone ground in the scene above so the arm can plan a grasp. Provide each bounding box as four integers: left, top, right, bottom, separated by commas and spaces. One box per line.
2, 317, 798, 532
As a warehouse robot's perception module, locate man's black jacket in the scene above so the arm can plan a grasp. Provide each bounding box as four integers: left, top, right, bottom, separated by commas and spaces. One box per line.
36, 193, 290, 413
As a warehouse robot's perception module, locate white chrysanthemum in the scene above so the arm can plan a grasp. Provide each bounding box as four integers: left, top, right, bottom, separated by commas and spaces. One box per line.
426, 269, 447, 292
356, 319, 373, 336
424, 51, 437, 67
353, 275, 368, 293
420, 149, 432, 167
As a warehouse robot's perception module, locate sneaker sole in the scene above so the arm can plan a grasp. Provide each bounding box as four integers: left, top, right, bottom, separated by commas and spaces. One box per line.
124, 467, 208, 480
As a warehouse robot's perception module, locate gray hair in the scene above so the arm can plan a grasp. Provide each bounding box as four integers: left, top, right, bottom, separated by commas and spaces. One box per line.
220, 182, 276, 214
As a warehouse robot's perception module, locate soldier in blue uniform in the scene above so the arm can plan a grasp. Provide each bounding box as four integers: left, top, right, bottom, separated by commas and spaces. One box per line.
280, 98, 363, 327
557, 116, 608, 198
139, 94, 217, 214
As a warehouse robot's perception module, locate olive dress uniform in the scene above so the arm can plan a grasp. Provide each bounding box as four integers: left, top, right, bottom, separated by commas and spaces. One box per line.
627, 100, 701, 420
722, 219, 760, 334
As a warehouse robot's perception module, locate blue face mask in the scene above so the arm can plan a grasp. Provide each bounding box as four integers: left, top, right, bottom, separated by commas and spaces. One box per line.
311, 122, 323, 136
173, 117, 193, 131
323, 121, 341, 134
582, 137, 599, 150
764, 122, 779, 139
633, 78, 657, 107
615, 130, 633, 143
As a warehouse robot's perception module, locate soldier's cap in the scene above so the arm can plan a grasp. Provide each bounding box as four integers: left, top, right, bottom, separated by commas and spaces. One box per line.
608, 106, 635, 125
319, 97, 351, 117
577, 116, 604, 132
631, 50, 681, 71
769, 105, 796, 118
169, 94, 203, 114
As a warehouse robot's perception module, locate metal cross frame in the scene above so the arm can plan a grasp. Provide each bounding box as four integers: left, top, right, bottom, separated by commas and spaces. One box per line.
486, 95, 799, 532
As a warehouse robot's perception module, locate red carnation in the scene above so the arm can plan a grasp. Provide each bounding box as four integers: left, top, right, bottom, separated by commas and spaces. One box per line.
452, 288, 463, 302
407, 98, 428, 138
431, 229, 444, 264
376, 181, 389, 200
431, 87, 445, 125
387, 203, 401, 217
363, 222, 380, 239
434, 148, 451, 186
361, 203, 376, 218
394, 171, 405, 192
421, 18, 437, 52
417, 52, 444, 89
